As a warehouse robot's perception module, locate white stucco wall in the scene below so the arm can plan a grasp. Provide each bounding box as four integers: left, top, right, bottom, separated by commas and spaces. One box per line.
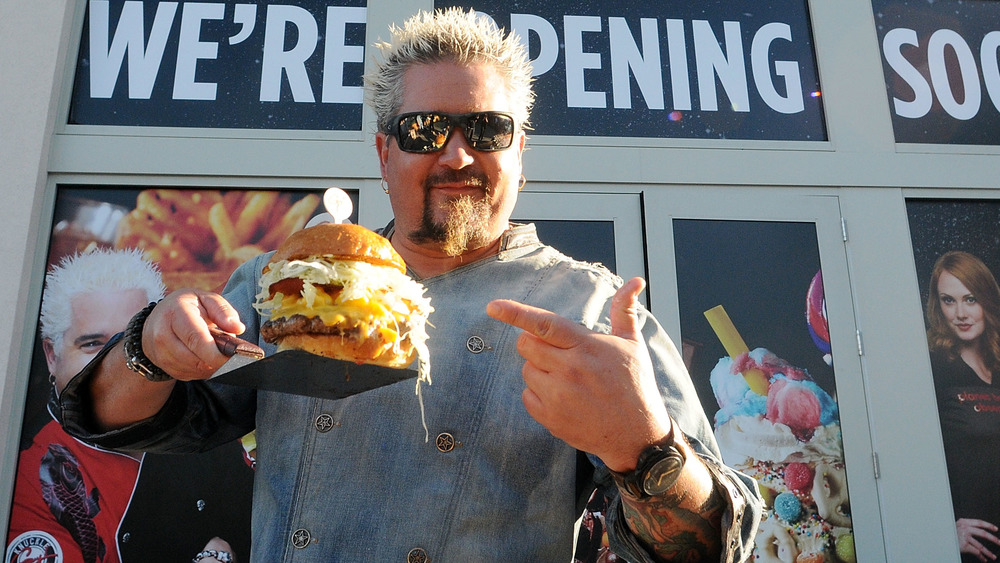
0, 0, 75, 536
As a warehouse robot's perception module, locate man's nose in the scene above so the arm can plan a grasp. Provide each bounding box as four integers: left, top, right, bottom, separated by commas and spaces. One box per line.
436, 128, 476, 168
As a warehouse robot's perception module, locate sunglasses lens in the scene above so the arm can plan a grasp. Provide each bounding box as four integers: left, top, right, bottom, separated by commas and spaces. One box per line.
397, 114, 452, 153
394, 112, 514, 153
464, 113, 515, 152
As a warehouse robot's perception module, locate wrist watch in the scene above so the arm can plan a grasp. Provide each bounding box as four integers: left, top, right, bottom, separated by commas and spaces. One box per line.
124, 301, 173, 382
610, 429, 687, 499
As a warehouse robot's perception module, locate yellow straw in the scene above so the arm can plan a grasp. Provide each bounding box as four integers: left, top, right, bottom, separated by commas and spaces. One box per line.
704, 305, 769, 395
704, 305, 750, 358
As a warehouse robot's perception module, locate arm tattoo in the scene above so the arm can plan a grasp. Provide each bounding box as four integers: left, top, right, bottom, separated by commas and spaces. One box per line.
621, 483, 726, 562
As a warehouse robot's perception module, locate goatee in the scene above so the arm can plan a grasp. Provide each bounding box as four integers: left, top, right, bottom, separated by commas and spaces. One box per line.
410, 194, 493, 257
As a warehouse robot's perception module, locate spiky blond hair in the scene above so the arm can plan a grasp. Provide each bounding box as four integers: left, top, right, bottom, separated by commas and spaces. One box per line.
365, 7, 534, 133
40, 248, 165, 350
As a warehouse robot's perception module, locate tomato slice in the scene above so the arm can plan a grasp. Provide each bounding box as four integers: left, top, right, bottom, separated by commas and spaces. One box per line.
269, 277, 304, 297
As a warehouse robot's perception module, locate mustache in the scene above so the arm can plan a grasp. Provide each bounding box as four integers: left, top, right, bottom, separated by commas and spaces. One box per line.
424, 169, 490, 192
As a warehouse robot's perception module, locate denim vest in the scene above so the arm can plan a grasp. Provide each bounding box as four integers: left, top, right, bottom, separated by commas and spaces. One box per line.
57, 224, 760, 562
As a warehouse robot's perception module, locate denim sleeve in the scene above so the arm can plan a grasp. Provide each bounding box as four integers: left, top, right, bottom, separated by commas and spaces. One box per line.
54, 257, 267, 454
600, 305, 763, 562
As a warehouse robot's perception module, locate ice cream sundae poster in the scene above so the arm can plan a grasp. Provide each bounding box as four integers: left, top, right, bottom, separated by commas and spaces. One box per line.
673, 219, 856, 563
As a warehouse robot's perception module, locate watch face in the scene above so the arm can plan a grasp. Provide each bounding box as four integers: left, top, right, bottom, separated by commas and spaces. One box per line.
643, 452, 685, 495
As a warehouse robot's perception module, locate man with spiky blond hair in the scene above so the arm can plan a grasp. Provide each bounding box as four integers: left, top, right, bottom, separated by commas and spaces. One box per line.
58, 9, 761, 562
8, 249, 250, 563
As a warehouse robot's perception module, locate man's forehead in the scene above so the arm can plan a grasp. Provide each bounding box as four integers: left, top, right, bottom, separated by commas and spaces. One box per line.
68, 288, 146, 323
399, 61, 511, 112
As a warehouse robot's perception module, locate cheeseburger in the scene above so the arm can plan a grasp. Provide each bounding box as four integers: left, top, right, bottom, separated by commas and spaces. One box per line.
254, 223, 432, 379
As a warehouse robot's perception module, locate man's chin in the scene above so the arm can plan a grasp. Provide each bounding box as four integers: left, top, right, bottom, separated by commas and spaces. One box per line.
429, 189, 487, 209
438, 197, 495, 255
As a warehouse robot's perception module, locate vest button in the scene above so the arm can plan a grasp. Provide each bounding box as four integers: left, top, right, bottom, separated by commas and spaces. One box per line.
435, 433, 456, 453
466, 335, 486, 353
315, 413, 337, 432
291, 528, 311, 549
407, 547, 429, 563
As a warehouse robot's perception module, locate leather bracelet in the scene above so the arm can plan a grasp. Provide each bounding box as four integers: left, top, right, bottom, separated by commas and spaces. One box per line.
192, 549, 233, 563
124, 301, 173, 382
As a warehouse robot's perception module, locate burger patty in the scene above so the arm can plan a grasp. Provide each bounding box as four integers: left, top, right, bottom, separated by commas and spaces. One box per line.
261, 314, 369, 343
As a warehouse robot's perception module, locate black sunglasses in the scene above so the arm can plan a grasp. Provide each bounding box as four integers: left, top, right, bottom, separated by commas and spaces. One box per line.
385, 111, 516, 153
